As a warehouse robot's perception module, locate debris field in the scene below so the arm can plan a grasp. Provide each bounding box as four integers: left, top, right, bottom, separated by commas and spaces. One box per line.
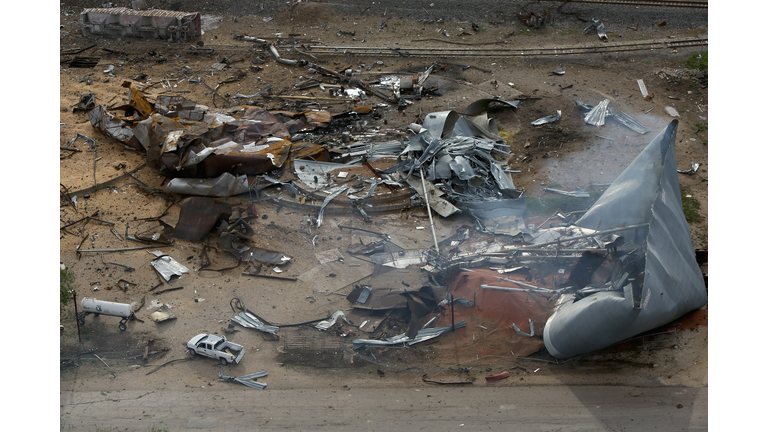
59, 1, 709, 393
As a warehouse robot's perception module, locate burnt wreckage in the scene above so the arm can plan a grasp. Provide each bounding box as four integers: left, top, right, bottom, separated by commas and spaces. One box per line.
85, 81, 705, 359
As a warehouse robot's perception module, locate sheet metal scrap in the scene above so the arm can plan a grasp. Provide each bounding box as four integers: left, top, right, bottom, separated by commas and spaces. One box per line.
231, 311, 280, 335
164, 173, 250, 197
219, 369, 268, 390
543, 187, 591, 198
148, 304, 176, 322
584, 19, 611, 41
89, 86, 332, 180
396, 105, 527, 220
584, 99, 610, 127
575, 100, 650, 134
614, 111, 651, 135
353, 320, 466, 349
677, 162, 701, 175
315, 310, 348, 330
173, 197, 232, 242
531, 111, 561, 126
316, 186, 350, 228
150, 252, 189, 281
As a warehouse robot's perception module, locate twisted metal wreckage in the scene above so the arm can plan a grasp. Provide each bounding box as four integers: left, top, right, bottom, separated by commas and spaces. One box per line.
86, 82, 706, 359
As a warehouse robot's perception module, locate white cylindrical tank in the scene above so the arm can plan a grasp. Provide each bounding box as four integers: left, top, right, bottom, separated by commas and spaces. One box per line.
80, 297, 133, 318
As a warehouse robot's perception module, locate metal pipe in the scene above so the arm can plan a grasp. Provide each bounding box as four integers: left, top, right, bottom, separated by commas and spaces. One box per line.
77, 245, 173, 253
73, 291, 81, 344
419, 167, 440, 252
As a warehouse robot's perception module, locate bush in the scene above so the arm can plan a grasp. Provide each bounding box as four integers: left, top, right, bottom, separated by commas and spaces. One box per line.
683, 52, 707, 70
60, 268, 76, 309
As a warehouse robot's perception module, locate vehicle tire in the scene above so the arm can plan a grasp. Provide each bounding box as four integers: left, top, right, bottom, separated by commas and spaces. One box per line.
219, 357, 229, 365
118, 322, 127, 331
188, 348, 196, 356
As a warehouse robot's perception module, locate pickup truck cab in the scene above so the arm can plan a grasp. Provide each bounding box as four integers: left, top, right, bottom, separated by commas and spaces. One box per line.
186, 333, 245, 365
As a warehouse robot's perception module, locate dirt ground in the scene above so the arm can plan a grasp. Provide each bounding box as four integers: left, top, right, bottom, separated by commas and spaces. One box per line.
59, 1, 708, 403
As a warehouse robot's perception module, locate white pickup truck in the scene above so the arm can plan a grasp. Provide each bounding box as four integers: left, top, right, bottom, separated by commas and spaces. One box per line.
186, 334, 245, 365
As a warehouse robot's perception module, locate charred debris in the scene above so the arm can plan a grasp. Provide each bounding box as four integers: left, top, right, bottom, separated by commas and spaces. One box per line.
64, 20, 706, 366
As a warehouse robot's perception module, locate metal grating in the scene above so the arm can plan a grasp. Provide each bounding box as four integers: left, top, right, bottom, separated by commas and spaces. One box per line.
283, 334, 346, 351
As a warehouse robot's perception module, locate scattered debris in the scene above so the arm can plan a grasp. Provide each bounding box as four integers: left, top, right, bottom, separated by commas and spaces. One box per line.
150, 251, 190, 282
531, 111, 561, 125
218, 369, 268, 390
485, 371, 510, 382
584, 19, 611, 41
665, 107, 680, 117
353, 320, 466, 349
148, 304, 176, 322
231, 311, 280, 335
677, 162, 701, 175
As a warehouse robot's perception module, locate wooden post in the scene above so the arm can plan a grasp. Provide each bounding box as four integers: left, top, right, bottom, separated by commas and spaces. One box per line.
451, 293, 455, 332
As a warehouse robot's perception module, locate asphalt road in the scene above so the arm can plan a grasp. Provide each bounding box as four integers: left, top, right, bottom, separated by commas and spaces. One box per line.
60, 385, 707, 431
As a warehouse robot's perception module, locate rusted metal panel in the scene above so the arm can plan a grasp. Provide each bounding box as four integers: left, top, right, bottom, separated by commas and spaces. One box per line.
172, 197, 232, 242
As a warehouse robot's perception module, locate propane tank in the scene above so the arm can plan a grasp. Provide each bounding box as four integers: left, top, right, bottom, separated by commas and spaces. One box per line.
80, 297, 134, 318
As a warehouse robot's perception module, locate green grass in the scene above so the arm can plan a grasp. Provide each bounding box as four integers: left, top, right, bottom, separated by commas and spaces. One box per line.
696, 232, 708, 249
692, 123, 707, 134
680, 186, 702, 224
518, 29, 534, 36
683, 51, 707, 70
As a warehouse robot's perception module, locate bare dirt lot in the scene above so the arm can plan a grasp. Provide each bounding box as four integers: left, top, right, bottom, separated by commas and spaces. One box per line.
58, 1, 708, 429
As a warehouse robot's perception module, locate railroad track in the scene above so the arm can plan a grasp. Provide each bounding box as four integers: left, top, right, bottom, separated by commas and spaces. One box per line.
303, 37, 707, 58
568, 0, 707, 9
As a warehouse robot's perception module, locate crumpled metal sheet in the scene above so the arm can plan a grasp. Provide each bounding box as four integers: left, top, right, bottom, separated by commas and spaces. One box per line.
584, 19, 610, 41
316, 186, 350, 228
315, 310, 348, 330
531, 110, 561, 125
545, 121, 708, 359
219, 369, 268, 390
239, 247, 292, 265
584, 99, 610, 127
421, 111, 460, 139
91, 87, 330, 180
148, 304, 176, 322
173, 197, 232, 242
406, 177, 460, 217
150, 254, 189, 281
352, 320, 466, 349
88, 105, 135, 145
231, 311, 280, 335
163, 172, 250, 197
614, 111, 651, 134
677, 162, 701, 175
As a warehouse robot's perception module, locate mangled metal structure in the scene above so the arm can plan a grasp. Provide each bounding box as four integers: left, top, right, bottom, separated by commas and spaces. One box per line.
89, 84, 332, 181
80, 7, 202, 41
540, 120, 707, 358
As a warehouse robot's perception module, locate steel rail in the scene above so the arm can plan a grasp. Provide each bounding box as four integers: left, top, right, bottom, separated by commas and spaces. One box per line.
568, 0, 707, 9
305, 38, 707, 58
